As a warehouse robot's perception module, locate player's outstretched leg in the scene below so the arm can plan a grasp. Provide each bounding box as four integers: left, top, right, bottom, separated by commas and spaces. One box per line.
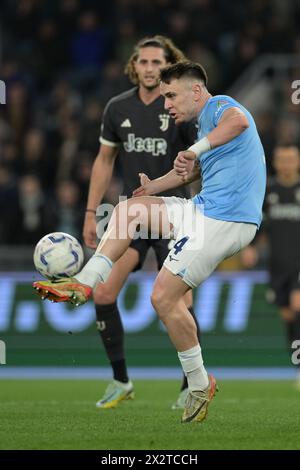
33, 197, 171, 303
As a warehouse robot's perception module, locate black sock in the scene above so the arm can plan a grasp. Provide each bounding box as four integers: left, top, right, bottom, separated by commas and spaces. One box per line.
180, 307, 202, 392
95, 303, 129, 383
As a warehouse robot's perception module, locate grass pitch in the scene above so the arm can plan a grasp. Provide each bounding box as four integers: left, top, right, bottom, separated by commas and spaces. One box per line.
0, 379, 299, 450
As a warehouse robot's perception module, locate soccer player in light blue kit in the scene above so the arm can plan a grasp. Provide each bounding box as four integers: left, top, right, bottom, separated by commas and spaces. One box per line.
33, 62, 266, 423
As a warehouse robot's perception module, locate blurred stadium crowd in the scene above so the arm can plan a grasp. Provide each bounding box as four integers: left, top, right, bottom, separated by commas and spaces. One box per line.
0, 0, 300, 250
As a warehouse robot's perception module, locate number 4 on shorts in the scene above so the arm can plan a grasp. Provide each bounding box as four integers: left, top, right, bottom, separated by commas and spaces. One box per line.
173, 236, 189, 255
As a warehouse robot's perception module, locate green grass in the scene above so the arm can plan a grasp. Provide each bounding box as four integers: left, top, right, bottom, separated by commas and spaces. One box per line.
0, 380, 299, 450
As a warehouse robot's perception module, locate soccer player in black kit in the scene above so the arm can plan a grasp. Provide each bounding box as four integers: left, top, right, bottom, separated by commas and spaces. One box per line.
242, 145, 300, 388
83, 36, 200, 408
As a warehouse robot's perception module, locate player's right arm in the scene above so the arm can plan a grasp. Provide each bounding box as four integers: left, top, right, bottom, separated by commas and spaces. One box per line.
83, 144, 118, 249
174, 107, 249, 177
132, 163, 200, 197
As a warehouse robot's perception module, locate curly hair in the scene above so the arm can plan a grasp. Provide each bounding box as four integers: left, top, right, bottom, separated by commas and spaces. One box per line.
124, 35, 187, 85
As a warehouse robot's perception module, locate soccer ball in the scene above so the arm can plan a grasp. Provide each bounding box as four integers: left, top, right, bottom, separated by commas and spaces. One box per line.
33, 232, 84, 279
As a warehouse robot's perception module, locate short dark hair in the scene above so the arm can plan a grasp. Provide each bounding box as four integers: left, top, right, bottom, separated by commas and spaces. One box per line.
160, 61, 208, 87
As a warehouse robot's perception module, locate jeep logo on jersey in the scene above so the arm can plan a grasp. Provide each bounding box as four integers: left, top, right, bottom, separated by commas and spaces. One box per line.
124, 133, 167, 156
159, 114, 170, 131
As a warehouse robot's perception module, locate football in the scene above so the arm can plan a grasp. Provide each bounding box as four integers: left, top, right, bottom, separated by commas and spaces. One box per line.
33, 232, 84, 280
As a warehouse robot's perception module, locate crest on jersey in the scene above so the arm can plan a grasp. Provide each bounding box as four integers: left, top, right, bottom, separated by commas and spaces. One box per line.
159, 114, 170, 131
217, 99, 229, 108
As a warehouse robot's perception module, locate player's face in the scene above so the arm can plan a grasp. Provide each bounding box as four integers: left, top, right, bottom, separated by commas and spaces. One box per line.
134, 47, 168, 90
160, 79, 199, 124
273, 147, 300, 178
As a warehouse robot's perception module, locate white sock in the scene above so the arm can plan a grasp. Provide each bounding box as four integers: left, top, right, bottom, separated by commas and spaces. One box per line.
178, 344, 209, 392
114, 379, 133, 391
75, 254, 113, 289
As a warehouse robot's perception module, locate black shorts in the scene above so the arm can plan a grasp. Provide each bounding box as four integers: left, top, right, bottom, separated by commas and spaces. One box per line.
269, 270, 300, 307
130, 238, 170, 271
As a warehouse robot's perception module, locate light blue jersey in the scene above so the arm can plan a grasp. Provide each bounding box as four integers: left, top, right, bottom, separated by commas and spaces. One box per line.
192, 95, 266, 227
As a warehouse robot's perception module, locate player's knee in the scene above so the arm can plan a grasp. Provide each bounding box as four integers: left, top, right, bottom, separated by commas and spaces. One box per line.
114, 199, 146, 228
128, 198, 149, 226
151, 287, 173, 318
93, 284, 117, 304
151, 288, 163, 312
